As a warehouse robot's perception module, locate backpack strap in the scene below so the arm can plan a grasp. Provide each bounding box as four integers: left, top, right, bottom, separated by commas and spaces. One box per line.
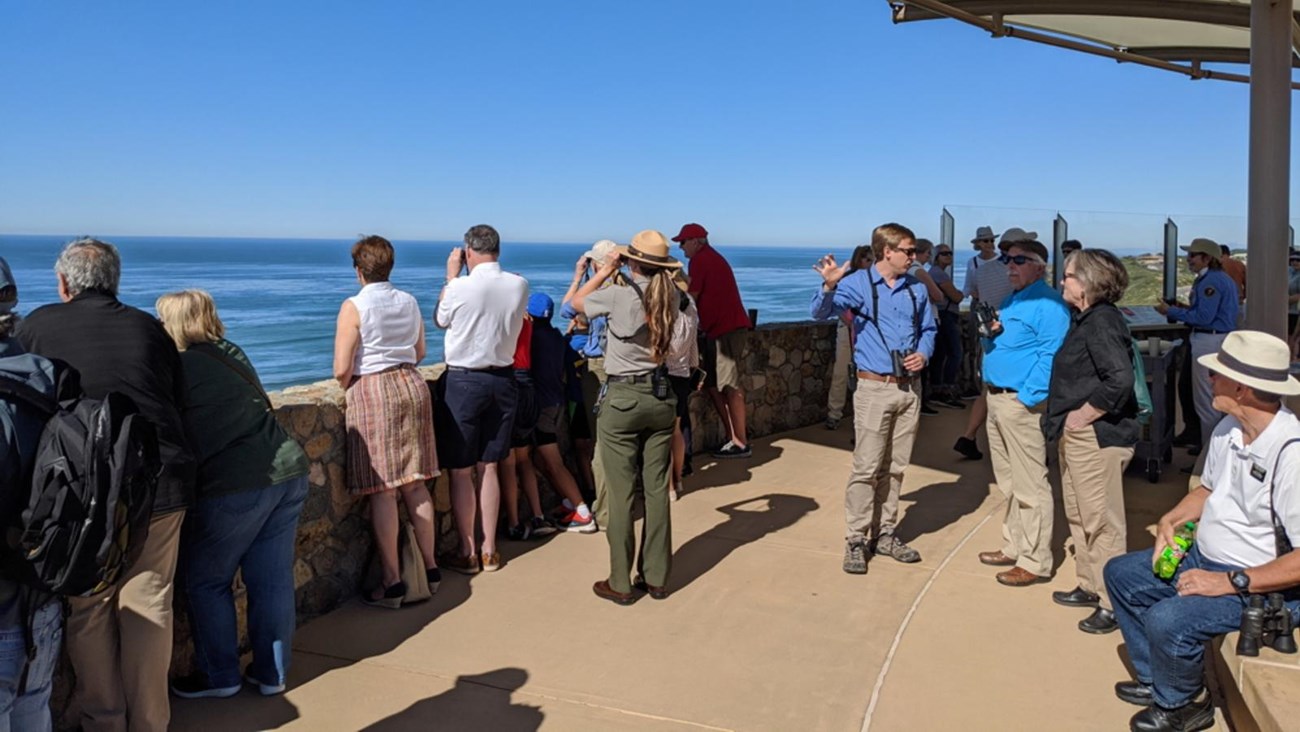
1268, 438, 1300, 557
0, 378, 57, 418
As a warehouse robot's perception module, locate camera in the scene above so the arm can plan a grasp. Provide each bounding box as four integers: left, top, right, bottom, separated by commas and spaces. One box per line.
890, 349, 915, 378
973, 301, 1003, 339
1236, 593, 1297, 657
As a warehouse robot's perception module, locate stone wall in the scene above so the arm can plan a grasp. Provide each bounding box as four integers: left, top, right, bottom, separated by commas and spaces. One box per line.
54, 320, 838, 724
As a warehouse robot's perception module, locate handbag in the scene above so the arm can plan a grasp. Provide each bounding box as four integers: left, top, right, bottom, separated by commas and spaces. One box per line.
365, 523, 431, 604
1129, 339, 1154, 426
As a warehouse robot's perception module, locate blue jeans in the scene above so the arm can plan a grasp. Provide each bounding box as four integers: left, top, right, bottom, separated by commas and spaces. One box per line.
0, 599, 62, 732
1104, 546, 1300, 708
180, 475, 309, 688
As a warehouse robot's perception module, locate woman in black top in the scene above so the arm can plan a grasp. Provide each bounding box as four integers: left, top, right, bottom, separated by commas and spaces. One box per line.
1044, 248, 1139, 635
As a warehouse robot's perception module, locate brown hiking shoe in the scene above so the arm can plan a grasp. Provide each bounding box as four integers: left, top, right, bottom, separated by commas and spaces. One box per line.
996, 567, 1050, 587
978, 550, 1016, 567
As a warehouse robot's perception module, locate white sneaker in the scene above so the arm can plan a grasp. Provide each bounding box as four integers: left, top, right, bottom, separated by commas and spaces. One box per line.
244, 670, 286, 696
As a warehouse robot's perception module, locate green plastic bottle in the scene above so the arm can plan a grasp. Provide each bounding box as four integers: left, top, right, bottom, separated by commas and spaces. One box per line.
1154, 522, 1197, 579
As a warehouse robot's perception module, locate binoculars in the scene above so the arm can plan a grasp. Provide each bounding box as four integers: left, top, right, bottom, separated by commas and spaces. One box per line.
889, 349, 916, 378
973, 301, 1003, 339
1236, 593, 1298, 657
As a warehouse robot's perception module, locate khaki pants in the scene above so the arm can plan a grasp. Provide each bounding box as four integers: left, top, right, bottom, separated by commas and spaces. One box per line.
1059, 428, 1133, 610
1190, 332, 1228, 446
986, 391, 1053, 577
66, 511, 185, 732
827, 320, 853, 422
845, 379, 920, 541
583, 357, 609, 527
596, 381, 676, 594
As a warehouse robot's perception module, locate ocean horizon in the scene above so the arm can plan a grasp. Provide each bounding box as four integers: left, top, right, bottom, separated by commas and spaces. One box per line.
2, 233, 1158, 391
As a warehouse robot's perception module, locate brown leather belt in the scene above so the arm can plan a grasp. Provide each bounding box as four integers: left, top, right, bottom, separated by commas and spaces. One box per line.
986, 384, 1018, 395
857, 370, 914, 385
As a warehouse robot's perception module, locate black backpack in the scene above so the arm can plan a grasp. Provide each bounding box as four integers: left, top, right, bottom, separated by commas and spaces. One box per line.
0, 377, 160, 597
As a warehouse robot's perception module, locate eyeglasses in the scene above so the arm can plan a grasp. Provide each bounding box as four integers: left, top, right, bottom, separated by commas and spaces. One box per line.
894, 247, 918, 257
999, 254, 1042, 266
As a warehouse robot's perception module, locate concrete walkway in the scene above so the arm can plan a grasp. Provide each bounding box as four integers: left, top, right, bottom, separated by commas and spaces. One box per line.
171, 407, 1211, 731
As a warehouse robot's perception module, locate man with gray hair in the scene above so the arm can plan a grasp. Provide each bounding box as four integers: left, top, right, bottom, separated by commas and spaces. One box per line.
17, 238, 194, 732
434, 225, 529, 574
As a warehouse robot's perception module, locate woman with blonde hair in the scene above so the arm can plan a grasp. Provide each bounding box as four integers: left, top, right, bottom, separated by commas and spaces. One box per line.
572, 230, 682, 605
333, 235, 440, 608
156, 289, 310, 699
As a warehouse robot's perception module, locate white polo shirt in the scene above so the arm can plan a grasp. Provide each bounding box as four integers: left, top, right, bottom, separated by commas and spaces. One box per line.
1198, 407, 1300, 568
435, 261, 529, 370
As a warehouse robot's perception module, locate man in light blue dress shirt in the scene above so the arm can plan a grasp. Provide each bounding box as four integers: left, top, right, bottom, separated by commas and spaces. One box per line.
811, 223, 936, 573
974, 231, 1072, 587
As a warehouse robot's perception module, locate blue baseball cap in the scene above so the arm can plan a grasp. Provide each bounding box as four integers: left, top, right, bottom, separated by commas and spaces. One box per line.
527, 292, 553, 320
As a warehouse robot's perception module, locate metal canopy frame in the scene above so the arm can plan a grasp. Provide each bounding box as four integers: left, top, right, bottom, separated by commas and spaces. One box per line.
890, 0, 1300, 88
888, 0, 1296, 338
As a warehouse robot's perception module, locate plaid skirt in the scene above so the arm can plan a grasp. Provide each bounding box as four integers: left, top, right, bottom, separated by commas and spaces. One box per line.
345, 364, 439, 496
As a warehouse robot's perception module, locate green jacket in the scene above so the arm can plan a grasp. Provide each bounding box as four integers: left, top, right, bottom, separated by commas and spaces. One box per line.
180, 339, 308, 499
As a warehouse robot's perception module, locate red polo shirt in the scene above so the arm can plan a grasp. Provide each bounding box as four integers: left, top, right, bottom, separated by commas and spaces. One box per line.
512, 317, 533, 369
688, 243, 751, 339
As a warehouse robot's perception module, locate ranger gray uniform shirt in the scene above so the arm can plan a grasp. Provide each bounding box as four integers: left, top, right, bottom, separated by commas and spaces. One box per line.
583, 275, 660, 377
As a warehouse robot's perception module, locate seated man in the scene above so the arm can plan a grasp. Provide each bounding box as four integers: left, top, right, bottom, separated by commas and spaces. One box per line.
1104, 330, 1300, 732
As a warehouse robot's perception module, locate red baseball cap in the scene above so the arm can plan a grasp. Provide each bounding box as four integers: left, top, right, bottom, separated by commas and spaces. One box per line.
671, 223, 708, 242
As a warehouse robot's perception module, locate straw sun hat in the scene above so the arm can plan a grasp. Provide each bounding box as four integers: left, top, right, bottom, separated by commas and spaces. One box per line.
616, 230, 682, 270
1197, 330, 1300, 396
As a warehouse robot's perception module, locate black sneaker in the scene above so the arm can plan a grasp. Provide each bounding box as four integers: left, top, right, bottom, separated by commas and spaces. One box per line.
953, 436, 983, 460
529, 516, 558, 537
1128, 692, 1214, 732
505, 523, 531, 542
920, 403, 939, 416
712, 442, 752, 459
170, 673, 241, 699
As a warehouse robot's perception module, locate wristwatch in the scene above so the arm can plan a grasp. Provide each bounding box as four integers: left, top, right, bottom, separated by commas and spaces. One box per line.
1228, 570, 1251, 595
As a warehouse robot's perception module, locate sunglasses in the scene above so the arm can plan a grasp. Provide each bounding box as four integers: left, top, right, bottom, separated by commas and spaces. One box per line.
894, 247, 918, 257
936, 251, 953, 257
999, 254, 1041, 266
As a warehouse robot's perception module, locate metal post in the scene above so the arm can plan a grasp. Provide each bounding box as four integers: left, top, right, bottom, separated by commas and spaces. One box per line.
1052, 213, 1068, 288
940, 208, 955, 249
1164, 218, 1179, 304
1245, 0, 1292, 337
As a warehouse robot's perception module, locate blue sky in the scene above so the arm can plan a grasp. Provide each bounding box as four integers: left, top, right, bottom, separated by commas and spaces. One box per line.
0, 1, 1294, 248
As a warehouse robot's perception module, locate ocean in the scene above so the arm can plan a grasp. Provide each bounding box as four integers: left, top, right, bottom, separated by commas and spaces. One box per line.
2, 234, 880, 391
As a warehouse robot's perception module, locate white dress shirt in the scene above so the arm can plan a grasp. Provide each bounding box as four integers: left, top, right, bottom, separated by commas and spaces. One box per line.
436, 261, 529, 369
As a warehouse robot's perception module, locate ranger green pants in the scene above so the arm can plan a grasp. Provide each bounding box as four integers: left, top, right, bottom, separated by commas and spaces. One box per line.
597, 380, 676, 594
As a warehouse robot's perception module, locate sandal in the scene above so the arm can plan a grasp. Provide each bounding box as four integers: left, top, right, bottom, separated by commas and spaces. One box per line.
362, 581, 407, 609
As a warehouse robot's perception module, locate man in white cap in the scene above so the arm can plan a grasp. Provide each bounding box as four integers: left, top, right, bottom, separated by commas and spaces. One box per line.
1104, 330, 1300, 732
953, 227, 1020, 460
0, 257, 62, 732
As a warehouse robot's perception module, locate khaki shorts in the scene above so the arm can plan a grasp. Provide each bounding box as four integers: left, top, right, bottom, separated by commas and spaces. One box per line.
703, 329, 746, 392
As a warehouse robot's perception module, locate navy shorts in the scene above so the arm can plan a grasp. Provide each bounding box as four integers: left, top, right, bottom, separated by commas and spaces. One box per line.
436, 368, 518, 469
510, 373, 539, 449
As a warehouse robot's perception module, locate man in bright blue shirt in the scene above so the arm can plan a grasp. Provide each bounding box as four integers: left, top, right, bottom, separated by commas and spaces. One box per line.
974, 231, 1071, 587
1156, 237, 1239, 448
812, 223, 936, 572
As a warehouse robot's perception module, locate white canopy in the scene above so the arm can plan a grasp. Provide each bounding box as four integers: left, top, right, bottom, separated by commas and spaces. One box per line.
890, 0, 1299, 87
888, 0, 1298, 338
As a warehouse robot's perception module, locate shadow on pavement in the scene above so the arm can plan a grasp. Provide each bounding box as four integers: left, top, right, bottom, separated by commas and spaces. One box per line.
359, 667, 542, 732
670, 493, 818, 592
